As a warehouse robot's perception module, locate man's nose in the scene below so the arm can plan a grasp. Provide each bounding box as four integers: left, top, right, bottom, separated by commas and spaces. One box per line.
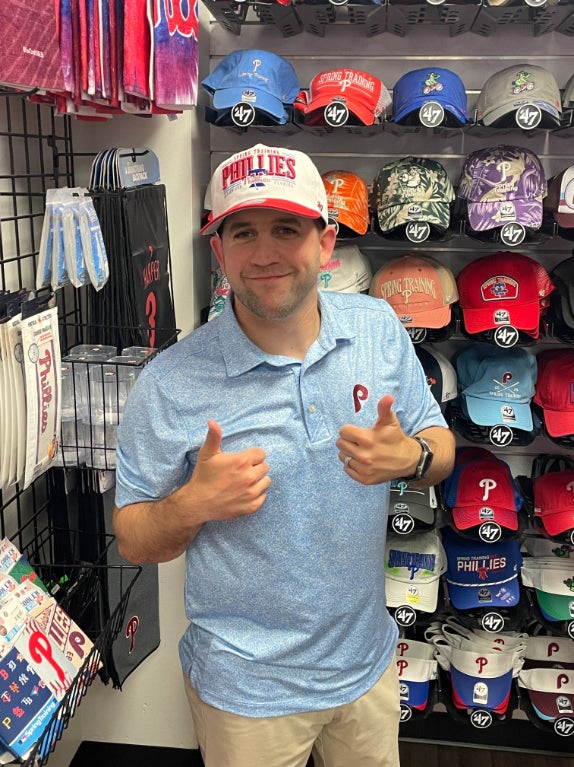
250, 232, 280, 264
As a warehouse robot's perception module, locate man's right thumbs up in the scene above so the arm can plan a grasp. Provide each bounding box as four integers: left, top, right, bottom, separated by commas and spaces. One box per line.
197, 420, 223, 462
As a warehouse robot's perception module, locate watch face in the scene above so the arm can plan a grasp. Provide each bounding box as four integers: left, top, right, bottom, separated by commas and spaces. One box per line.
416, 438, 434, 480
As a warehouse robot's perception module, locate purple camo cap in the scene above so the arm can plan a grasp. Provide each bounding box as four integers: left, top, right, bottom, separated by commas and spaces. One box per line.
458, 144, 547, 232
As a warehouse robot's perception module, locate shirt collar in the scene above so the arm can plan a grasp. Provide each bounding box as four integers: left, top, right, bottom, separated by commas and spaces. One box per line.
217, 292, 356, 377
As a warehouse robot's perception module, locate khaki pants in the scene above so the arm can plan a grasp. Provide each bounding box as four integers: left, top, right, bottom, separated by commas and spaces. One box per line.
183, 659, 400, 767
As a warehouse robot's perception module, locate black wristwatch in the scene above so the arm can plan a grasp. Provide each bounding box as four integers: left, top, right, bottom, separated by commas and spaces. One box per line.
402, 437, 434, 482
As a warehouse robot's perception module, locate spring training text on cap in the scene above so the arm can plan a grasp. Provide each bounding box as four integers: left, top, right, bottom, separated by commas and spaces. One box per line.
316, 70, 376, 93
377, 276, 437, 302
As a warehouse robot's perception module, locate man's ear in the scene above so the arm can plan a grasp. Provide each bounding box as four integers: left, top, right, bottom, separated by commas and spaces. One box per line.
210, 234, 225, 272
319, 225, 337, 268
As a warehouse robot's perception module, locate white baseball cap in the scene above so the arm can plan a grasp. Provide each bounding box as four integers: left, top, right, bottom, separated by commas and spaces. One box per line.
317, 243, 372, 293
384, 529, 447, 613
201, 143, 329, 235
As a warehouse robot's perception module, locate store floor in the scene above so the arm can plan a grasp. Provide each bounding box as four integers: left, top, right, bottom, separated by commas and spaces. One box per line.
69, 741, 572, 766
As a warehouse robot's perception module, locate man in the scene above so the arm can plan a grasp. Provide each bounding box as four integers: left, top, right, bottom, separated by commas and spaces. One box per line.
113, 143, 455, 767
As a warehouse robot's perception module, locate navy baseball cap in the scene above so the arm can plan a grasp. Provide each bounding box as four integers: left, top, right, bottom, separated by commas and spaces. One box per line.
441, 526, 522, 611
201, 49, 300, 125
391, 67, 470, 127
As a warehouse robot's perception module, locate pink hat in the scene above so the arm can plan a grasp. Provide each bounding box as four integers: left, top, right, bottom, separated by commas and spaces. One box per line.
533, 349, 574, 438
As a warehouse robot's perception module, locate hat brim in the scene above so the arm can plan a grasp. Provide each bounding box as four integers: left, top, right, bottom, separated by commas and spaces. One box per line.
463, 393, 534, 432
446, 575, 520, 610
466, 198, 543, 232
537, 510, 574, 536
452, 505, 519, 531
540, 409, 574, 438
535, 589, 574, 622
555, 211, 574, 229
460, 300, 542, 335
328, 209, 369, 236
201, 198, 327, 235
530, 690, 574, 719
377, 201, 451, 232
481, 101, 561, 129
392, 99, 469, 127
303, 94, 378, 126
450, 667, 513, 712
389, 500, 435, 526
399, 679, 431, 709
385, 574, 441, 613
212, 87, 290, 124
393, 304, 452, 330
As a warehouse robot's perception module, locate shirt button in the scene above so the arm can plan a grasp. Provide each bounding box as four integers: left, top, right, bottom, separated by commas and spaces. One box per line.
309, 404, 317, 413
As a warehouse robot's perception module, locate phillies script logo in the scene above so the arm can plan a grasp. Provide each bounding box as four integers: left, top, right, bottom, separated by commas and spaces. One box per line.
397, 658, 410, 677
126, 615, 140, 654
353, 384, 368, 413
154, 0, 199, 37
38, 349, 54, 434
475, 656, 489, 674
478, 477, 497, 501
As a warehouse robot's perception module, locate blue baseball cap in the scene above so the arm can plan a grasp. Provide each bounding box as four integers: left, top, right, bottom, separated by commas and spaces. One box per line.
441, 526, 522, 610
450, 664, 514, 713
390, 67, 469, 127
455, 344, 537, 433
201, 50, 300, 125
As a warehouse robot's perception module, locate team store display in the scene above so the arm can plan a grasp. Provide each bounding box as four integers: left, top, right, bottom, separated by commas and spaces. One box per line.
201, 16, 574, 755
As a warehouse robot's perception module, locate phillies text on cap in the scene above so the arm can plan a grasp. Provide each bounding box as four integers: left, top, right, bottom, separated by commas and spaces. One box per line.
201, 144, 329, 235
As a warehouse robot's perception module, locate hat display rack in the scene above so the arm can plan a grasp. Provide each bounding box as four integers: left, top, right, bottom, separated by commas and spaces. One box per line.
202, 0, 574, 753
200, 0, 574, 39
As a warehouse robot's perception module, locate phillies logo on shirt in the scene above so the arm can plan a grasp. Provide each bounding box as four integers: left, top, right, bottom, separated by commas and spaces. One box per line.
353, 384, 368, 412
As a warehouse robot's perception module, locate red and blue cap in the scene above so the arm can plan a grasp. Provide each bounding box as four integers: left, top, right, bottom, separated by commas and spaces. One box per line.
441, 526, 523, 610
395, 639, 438, 710
434, 641, 517, 713
442, 452, 523, 533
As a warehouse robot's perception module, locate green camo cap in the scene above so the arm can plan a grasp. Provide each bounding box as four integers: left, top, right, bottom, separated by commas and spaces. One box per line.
374, 156, 455, 233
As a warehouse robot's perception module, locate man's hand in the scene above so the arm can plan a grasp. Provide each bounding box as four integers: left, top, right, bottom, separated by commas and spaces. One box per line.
174, 420, 272, 524
336, 395, 422, 486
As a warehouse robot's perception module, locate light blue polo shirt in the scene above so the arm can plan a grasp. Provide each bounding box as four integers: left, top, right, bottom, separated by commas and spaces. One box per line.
115, 290, 447, 717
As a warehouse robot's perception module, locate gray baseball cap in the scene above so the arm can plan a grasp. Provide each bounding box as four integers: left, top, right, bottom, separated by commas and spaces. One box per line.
476, 64, 562, 128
